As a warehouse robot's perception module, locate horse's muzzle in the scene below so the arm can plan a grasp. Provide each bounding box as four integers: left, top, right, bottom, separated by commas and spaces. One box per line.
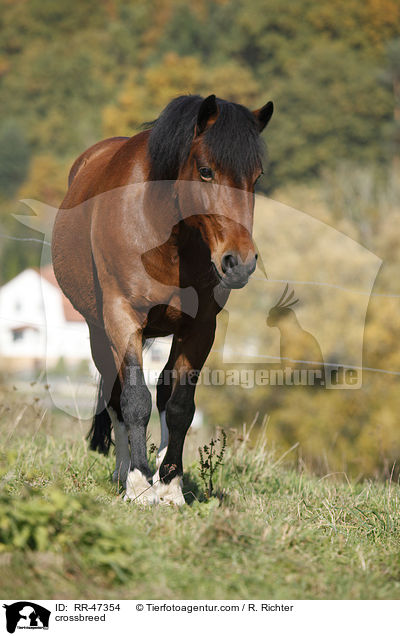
214, 251, 258, 289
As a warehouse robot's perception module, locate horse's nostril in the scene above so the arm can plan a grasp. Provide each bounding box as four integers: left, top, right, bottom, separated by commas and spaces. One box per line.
221, 251, 239, 273
248, 254, 257, 274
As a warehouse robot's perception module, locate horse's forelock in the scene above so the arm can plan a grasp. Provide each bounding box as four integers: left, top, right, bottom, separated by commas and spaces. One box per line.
204, 102, 264, 182
147, 95, 264, 182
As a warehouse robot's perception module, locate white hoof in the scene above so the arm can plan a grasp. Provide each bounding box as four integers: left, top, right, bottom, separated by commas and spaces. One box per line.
154, 476, 186, 506
124, 469, 159, 505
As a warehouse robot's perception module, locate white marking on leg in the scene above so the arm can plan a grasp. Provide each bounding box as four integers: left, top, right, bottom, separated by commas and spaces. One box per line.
154, 476, 185, 506
158, 410, 169, 459
125, 469, 159, 505
152, 446, 167, 485
152, 410, 169, 484
107, 407, 130, 485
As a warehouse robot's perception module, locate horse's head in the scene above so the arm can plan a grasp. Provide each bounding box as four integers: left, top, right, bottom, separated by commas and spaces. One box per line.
148, 94, 273, 289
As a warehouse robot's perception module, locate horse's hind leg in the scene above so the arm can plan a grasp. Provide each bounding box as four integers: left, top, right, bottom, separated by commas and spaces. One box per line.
89, 378, 112, 454
88, 324, 131, 485
107, 379, 132, 485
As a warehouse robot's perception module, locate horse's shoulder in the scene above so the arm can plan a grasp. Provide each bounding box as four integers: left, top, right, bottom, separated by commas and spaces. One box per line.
68, 136, 130, 187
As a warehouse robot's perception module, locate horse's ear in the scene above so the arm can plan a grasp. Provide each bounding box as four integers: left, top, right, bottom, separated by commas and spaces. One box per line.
196, 94, 219, 135
253, 101, 274, 132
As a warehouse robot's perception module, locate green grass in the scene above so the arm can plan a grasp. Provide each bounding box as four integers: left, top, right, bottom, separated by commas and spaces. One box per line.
1, 393, 400, 600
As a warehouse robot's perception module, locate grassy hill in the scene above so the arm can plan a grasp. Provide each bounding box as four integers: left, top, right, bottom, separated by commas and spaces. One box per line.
0, 391, 399, 600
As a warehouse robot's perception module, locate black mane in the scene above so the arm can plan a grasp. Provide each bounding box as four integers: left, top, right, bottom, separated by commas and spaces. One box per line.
147, 95, 264, 182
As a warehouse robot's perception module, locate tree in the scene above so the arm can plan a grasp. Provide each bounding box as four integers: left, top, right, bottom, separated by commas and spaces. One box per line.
379, 38, 400, 162
0, 121, 30, 199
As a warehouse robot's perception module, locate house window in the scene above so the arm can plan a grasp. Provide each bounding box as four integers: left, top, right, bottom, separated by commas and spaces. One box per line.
12, 330, 24, 342
15, 300, 21, 312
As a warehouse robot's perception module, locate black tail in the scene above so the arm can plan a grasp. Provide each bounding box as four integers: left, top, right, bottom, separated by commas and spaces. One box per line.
87, 378, 112, 454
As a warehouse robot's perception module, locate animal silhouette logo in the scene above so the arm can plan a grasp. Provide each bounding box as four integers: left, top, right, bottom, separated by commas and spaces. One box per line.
267, 284, 325, 385
2, 602, 50, 633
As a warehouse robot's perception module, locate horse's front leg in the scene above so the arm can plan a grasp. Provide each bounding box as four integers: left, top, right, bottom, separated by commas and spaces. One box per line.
155, 321, 216, 505
104, 302, 159, 505
154, 336, 180, 471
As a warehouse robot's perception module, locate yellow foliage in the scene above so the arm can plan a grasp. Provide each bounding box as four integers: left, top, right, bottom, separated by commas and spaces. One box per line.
144, 53, 204, 109
198, 180, 400, 479
206, 63, 261, 107
102, 53, 262, 137
102, 76, 148, 137
17, 154, 70, 206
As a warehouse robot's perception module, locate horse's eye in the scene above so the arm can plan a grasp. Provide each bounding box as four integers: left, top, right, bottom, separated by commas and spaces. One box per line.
254, 172, 264, 186
199, 167, 214, 181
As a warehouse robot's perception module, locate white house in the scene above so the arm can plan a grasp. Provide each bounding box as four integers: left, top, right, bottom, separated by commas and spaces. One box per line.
0, 265, 91, 371
0, 265, 171, 378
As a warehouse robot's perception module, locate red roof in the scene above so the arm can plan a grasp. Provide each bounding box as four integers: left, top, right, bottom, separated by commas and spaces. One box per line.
40, 264, 84, 322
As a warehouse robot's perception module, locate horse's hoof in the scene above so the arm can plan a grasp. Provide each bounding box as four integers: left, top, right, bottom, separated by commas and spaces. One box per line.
124, 469, 159, 505
154, 476, 186, 506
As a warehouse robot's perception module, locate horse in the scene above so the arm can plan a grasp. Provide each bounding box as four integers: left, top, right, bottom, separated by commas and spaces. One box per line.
52, 94, 273, 505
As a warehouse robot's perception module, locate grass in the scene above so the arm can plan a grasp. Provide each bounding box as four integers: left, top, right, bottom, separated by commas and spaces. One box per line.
1, 390, 400, 600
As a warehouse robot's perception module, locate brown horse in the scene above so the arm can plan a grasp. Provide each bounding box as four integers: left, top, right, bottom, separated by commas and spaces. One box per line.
52, 94, 273, 505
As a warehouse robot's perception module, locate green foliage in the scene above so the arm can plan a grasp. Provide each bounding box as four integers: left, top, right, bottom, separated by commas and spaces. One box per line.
380, 38, 400, 157
0, 0, 399, 274
1, 402, 400, 599
198, 429, 226, 499
195, 166, 400, 481
267, 42, 393, 186
0, 0, 399, 175
0, 220, 42, 285
0, 486, 138, 582
51, 357, 68, 377
0, 1, 399, 498
0, 121, 30, 198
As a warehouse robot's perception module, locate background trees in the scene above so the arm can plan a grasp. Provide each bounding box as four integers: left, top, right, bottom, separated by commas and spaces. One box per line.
1, 0, 399, 190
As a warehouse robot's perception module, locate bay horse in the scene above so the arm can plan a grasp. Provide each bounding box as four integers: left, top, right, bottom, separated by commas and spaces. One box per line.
52, 94, 273, 505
